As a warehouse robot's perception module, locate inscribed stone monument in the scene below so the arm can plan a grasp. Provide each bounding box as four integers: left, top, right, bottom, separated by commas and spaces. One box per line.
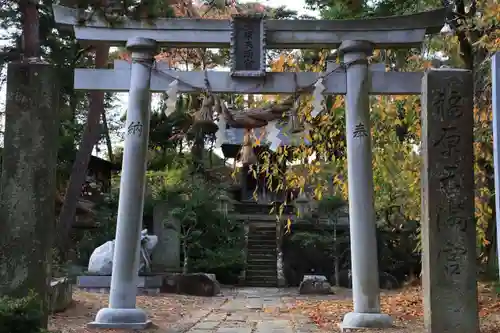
420, 69, 479, 333
152, 203, 181, 272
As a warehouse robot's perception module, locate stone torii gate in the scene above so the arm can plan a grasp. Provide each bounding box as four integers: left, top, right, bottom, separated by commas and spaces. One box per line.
53, 5, 479, 333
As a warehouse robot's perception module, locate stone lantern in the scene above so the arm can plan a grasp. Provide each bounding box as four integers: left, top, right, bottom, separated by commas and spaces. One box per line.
294, 191, 312, 218
218, 193, 233, 217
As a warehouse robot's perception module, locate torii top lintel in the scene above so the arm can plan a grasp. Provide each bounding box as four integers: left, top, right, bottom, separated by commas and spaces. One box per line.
52, 5, 446, 50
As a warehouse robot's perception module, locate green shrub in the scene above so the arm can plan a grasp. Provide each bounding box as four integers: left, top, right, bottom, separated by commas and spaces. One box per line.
190, 247, 244, 284
149, 171, 245, 280
0, 293, 46, 333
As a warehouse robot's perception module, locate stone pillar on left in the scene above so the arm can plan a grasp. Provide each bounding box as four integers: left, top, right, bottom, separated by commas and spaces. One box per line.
0, 60, 60, 329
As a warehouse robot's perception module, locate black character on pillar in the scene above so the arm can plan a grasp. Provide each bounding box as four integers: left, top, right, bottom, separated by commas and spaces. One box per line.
353, 122, 368, 138
127, 121, 143, 136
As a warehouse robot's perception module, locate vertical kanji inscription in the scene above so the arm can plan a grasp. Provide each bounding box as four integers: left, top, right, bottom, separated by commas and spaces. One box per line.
230, 15, 266, 77
421, 69, 478, 333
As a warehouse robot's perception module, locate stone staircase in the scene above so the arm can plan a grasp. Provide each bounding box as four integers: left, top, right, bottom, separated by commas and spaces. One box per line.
246, 223, 278, 287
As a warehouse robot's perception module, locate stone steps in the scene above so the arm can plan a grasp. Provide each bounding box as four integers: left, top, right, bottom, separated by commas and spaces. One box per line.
246, 264, 276, 272
246, 268, 276, 276
248, 231, 275, 237
248, 243, 275, 248
249, 230, 276, 237
248, 236, 276, 243
247, 247, 276, 253
246, 253, 276, 262
245, 224, 278, 287
244, 278, 278, 287
247, 247, 276, 255
246, 257, 276, 264
248, 239, 275, 246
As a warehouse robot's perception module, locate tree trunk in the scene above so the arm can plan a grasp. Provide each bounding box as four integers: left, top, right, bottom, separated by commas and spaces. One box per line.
191, 130, 204, 175
209, 145, 213, 168
101, 108, 114, 162
19, 0, 40, 58
333, 219, 340, 287
57, 45, 109, 261
182, 243, 189, 274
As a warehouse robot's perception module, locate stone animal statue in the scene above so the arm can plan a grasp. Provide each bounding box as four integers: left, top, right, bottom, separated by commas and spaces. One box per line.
87, 229, 158, 275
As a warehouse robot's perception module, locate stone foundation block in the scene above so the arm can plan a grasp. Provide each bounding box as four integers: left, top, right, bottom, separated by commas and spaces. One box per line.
299, 275, 333, 295
49, 277, 73, 313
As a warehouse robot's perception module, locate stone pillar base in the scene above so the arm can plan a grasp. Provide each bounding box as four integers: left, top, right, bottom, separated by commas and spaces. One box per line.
340, 312, 392, 330
88, 307, 151, 329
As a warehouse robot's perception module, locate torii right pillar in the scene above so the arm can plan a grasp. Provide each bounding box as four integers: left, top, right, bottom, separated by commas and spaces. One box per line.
339, 40, 393, 330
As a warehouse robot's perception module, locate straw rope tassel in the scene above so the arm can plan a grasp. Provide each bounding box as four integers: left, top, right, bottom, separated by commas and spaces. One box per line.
194, 94, 218, 134
240, 128, 257, 165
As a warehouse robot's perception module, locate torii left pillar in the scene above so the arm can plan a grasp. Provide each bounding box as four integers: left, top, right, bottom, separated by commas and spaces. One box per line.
339, 40, 393, 330
89, 37, 156, 329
